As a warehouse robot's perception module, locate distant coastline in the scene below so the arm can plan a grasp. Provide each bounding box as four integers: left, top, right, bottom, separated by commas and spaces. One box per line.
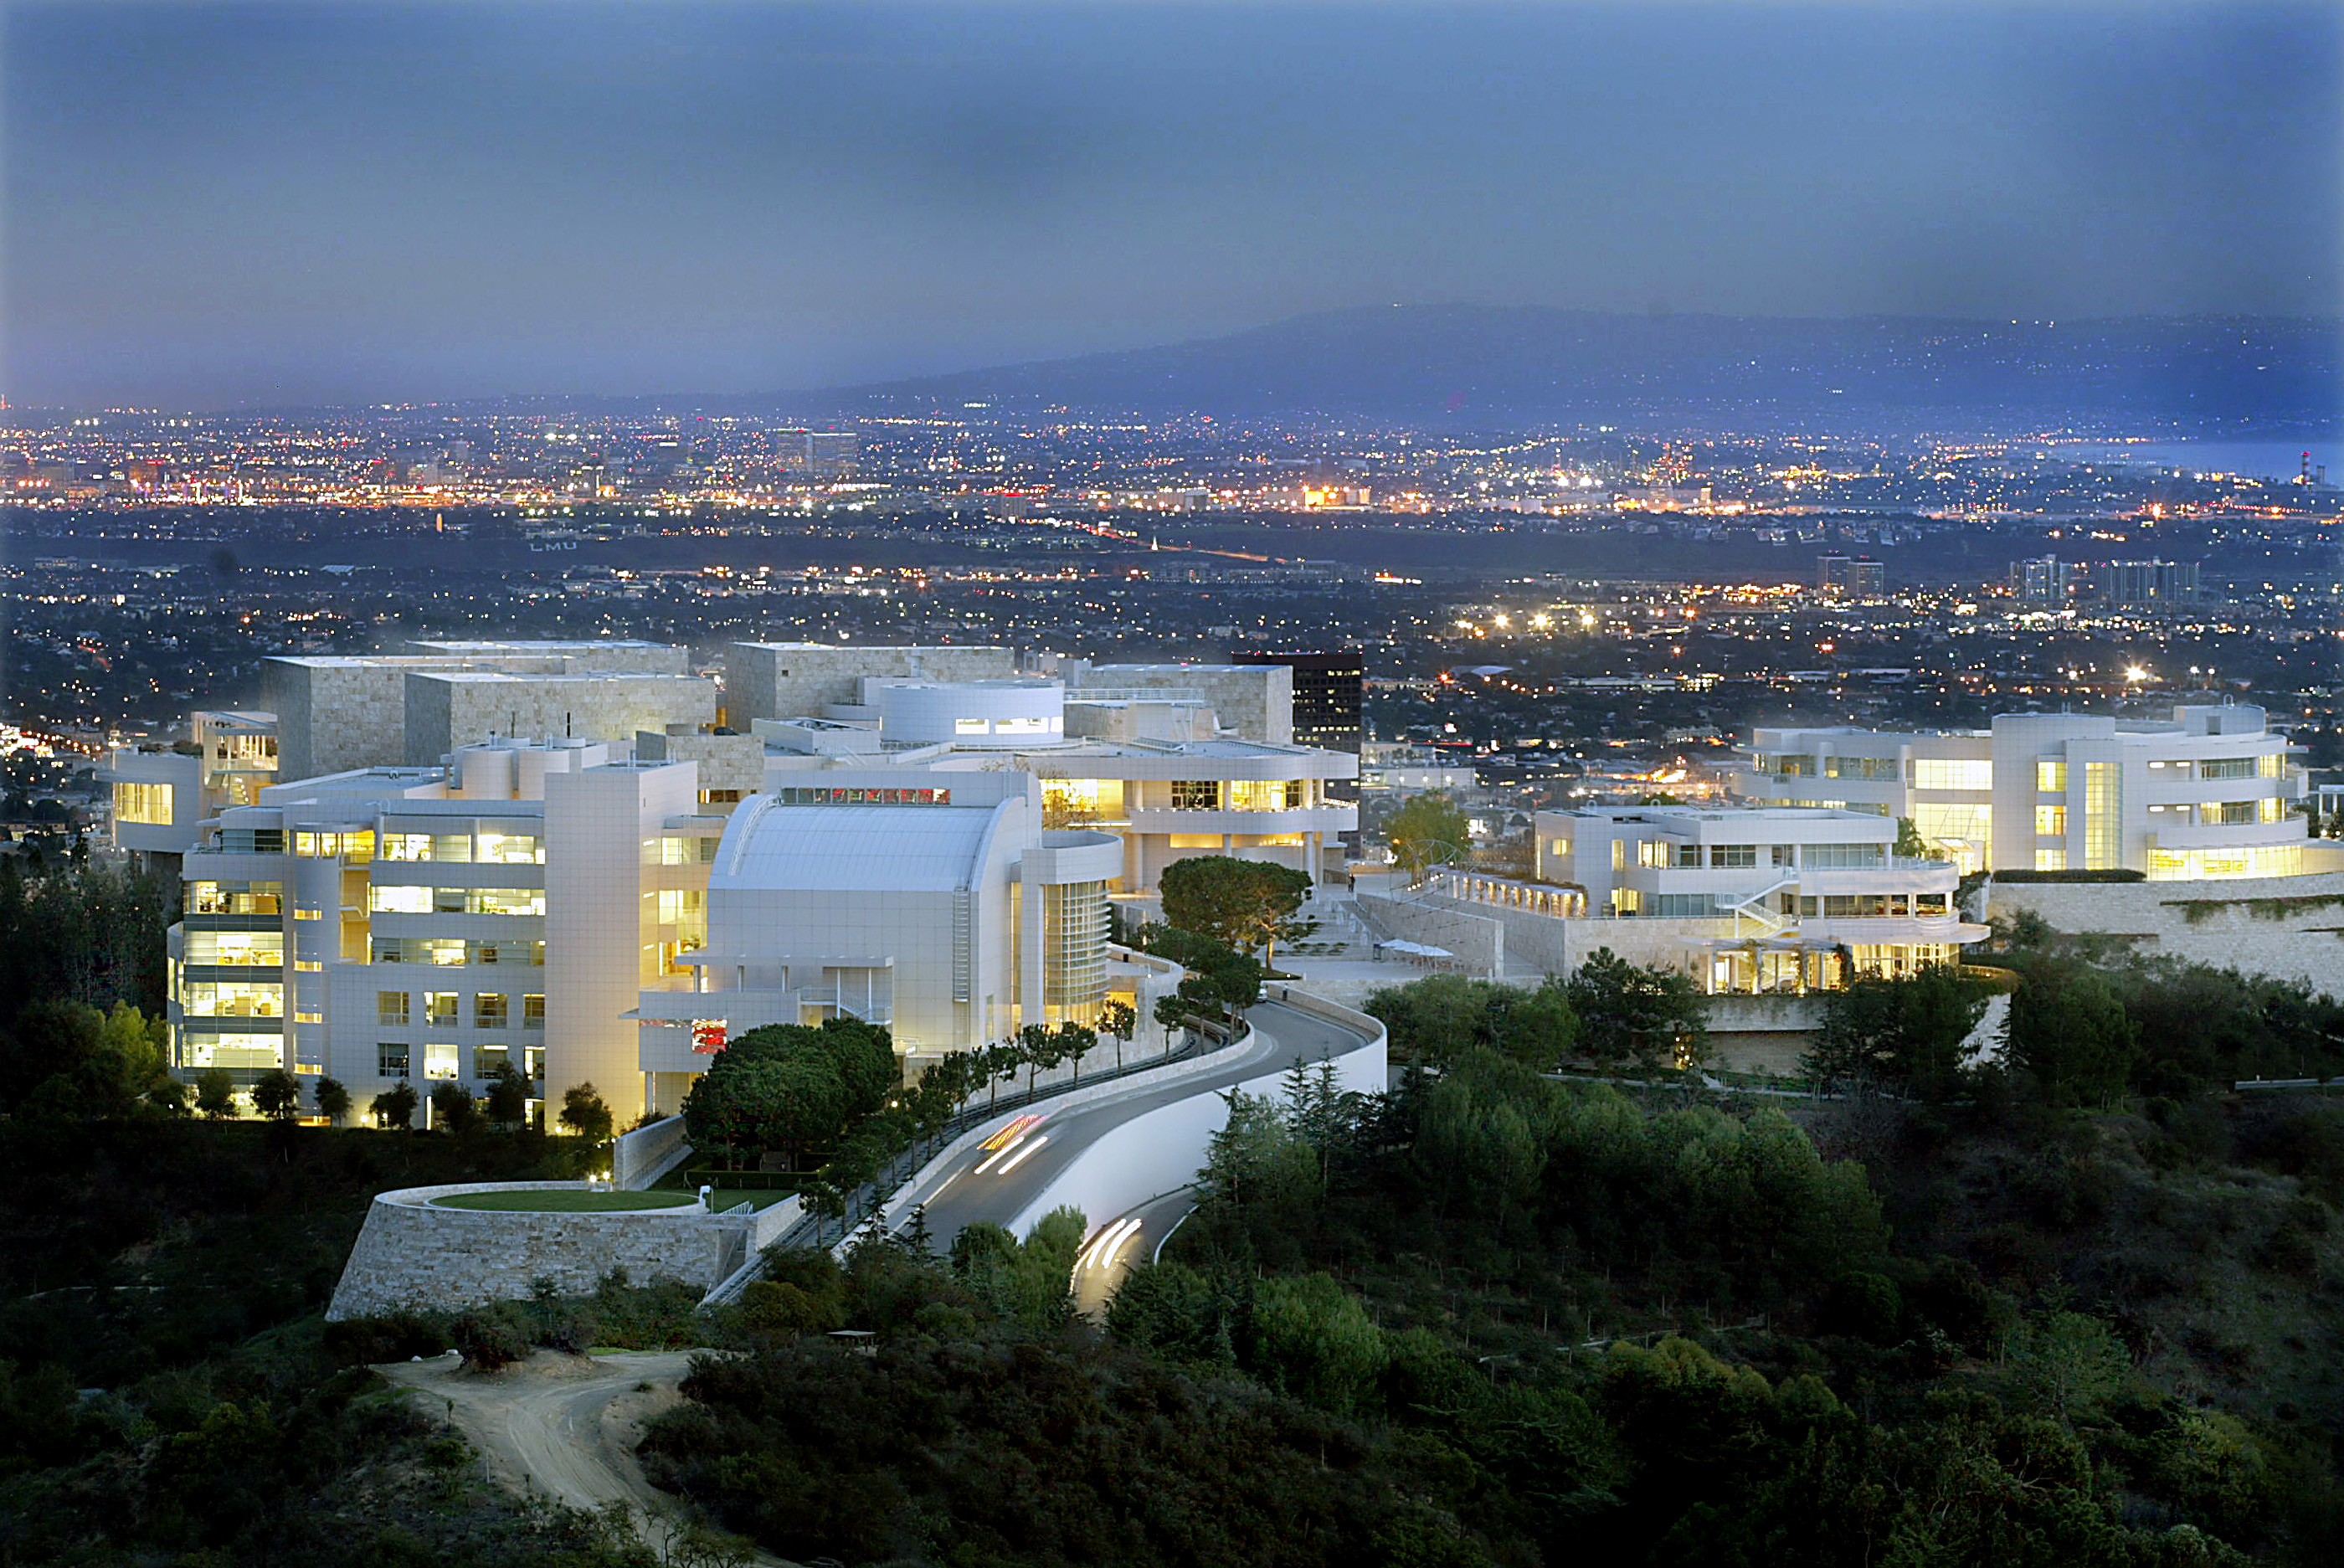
2064, 440, 2341, 481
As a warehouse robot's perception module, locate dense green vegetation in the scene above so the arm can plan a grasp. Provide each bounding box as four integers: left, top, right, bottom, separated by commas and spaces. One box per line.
0, 1103, 725, 1565
625, 947, 2344, 1566
8, 851, 2344, 1565
1365, 950, 1708, 1074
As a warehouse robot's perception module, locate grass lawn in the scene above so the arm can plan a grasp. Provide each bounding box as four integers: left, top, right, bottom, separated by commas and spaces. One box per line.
429, 1188, 702, 1212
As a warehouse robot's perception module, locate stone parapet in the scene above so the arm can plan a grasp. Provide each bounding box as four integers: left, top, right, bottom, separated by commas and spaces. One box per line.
324, 1180, 721, 1320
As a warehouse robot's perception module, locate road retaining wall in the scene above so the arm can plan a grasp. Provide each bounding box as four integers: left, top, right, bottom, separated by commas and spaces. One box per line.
1003, 995, 1387, 1237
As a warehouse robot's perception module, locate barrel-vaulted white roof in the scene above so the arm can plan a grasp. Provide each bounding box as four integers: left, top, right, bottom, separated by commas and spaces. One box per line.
713, 799, 1003, 892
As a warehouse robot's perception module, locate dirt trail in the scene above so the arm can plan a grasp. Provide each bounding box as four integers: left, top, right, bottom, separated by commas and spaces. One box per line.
376, 1348, 788, 1562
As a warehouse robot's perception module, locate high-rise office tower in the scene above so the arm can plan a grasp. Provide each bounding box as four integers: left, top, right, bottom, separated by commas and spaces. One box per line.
1818, 556, 1886, 599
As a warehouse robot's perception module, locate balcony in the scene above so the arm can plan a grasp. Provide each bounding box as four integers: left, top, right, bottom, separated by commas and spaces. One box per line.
2142, 818, 2303, 851
1792, 915, 1990, 947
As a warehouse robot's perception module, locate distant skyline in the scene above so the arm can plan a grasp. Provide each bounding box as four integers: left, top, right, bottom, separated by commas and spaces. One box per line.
4, 1, 2339, 411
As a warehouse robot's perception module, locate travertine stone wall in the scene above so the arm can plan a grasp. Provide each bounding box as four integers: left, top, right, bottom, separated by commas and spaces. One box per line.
1068, 663, 1293, 746
403, 640, 687, 676
633, 730, 768, 797
265, 661, 414, 780
1986, 871, 2344, 990
407, 672, 716, 765
725, 643, 1016, 726
324, 1181, 722, 1320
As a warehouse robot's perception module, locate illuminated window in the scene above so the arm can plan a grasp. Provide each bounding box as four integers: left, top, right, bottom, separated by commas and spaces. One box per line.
475, 1044, 510, 1077
1228, 779, 1292, 810
292, 906, 322, 921
1041, 879, 1108, 1010
378, 990, 409, 1026
369, 883, 432, 914
1170, 780, 1220, 810
2035, 805, 2067, 837
180, 979, 283, 1017
2260, 797, 2284, 824
474, 993, 507, 1029
184, 929, 282, 967
522, 994, 545, 1029
424, 991, 459, 1027
655, 835, 719, 865
423, 1042, 460, 1081
699, 788, 743, 805
2036, 761, 2067, 794
2036, 848, 2069, 871
188, 881, 282, 916
380, 833, 433, 861
1911, 758, 1992, 791
2149, 844, 2304, 881
2259, 753, 2285, 779
113, 781, 175, 825
293, 959, 321, 973
2084, 763, 2120, 868
475, 831, 542, 863
466, 887, 544, 917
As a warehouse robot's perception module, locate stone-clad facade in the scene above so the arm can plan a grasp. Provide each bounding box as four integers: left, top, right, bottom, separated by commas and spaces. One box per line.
404, 671, 715, 766
725, 641, 1016, 727
324, 1182, 726, 1319
263, 643, 702, 780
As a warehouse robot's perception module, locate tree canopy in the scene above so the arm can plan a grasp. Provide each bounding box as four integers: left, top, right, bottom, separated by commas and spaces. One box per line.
1159, 855, 1315, 965
681, 1019, 902, 1170
1805, 968, 1990, 1096
1562, 947, 1711, 1072
1365, 972, 1579, 1070
1385, 791, 1471, 883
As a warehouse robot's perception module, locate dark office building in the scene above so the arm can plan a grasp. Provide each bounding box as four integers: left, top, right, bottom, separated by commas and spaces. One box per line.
1233, 649, 1365, 756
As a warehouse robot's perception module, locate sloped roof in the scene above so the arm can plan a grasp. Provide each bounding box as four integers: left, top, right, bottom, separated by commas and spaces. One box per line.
715, 800, 1000, 892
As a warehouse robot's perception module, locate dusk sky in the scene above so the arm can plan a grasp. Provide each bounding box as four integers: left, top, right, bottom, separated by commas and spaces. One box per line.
4, 1, 2337, 410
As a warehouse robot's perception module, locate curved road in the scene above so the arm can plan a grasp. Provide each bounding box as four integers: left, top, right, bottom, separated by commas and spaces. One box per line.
370, 998, 1376, 1549
1071, 1185, 1202, 1318
901, 1000, 1373, 1288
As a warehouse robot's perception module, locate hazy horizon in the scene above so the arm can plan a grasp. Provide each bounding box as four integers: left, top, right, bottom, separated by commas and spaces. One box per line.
6, 1, 2336, 411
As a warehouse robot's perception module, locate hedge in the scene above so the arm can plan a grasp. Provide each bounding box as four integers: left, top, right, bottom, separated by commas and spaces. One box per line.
1989, 868, 2146, 884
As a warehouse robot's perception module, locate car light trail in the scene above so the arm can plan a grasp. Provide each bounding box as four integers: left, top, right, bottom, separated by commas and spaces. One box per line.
992, 1134, 1049, 1175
